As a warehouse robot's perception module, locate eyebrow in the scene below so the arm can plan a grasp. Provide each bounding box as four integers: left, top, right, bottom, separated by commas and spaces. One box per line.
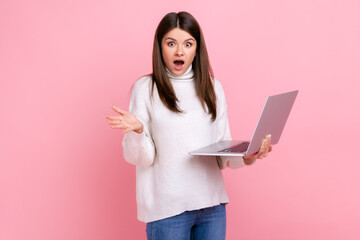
164, 37, 195, 42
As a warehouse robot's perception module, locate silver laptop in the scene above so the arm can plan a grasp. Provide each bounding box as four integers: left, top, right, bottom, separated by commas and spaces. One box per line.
189, 90, 298, 156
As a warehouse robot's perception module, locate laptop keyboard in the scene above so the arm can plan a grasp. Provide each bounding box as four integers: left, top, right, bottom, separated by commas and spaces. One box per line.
218, 142, 250, 153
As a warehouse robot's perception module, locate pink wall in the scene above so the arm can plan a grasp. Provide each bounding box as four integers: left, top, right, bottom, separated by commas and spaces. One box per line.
1, 0, 359, 239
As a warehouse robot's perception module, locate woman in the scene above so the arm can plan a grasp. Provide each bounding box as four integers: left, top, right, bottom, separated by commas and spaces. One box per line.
106, 11, 272, 240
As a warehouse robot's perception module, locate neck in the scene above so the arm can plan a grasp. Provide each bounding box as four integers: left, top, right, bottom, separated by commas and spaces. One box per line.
166, 65, 194, 81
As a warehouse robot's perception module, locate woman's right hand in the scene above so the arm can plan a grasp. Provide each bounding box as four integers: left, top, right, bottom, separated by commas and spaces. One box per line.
105, 105, 143, 134
242, 134, 272, 165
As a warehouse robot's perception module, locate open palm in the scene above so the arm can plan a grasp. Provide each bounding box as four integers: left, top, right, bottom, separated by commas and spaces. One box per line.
105, 105, 143, 134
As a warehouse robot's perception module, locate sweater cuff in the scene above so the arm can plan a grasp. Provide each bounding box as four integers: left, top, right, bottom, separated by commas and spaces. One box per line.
125, 129, 146, 141
122, 129, 155, 168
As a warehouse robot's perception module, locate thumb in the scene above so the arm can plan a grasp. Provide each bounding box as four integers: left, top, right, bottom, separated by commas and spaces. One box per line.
112, 105, 127, 115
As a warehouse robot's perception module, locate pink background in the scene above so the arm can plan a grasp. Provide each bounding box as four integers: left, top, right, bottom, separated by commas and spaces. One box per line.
1, 0, 359, 239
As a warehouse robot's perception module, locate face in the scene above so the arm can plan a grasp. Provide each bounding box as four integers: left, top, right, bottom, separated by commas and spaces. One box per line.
161, 28, 197, 76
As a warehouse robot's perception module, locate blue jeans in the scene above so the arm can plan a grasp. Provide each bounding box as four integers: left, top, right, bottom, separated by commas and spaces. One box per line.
146, 203, 226, 240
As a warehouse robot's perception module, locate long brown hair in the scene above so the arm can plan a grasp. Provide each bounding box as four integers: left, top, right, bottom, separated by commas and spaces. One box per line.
152, 11, 217, 121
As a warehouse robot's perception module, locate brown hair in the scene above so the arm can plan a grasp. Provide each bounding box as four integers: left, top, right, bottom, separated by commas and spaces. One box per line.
151, 11, 217, 121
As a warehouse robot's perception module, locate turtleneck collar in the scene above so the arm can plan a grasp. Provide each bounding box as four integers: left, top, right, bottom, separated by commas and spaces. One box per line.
166, 64, 194, 81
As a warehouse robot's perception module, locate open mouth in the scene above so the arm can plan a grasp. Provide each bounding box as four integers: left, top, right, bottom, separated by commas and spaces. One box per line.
173, 60, 185, 71
174, 60, 184, 66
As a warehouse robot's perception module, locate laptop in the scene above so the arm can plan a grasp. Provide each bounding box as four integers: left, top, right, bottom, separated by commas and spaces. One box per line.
189, 90, 298, 156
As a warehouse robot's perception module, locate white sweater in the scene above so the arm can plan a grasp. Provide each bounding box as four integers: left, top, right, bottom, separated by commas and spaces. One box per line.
122, 65, 251, 223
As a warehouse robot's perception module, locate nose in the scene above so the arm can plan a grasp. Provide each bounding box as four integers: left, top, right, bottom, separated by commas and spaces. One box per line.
175, 45, 184, 56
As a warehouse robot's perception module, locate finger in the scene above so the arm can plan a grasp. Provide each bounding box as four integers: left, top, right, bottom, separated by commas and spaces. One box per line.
263, 148, 269, 157
265, 138, 271, 155
259, 137, 270, 159
257, 139, 266, 158
105, 115, 121, 121
108, 120, 122, 125
262, 139, 272, 158
265, 138, 270, 151
112, 105, 127, 115
260, 139, 267, 153
265, 135, 271, 147
262, 146, 269, 158
110, 124, 127, 129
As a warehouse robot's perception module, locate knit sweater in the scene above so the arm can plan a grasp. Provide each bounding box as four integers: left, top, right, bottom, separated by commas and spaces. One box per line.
122, 65, 250, 223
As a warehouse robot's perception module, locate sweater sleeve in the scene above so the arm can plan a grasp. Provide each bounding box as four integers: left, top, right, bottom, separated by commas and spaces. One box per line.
214, 80, 256, 169
122, 77, 156, 168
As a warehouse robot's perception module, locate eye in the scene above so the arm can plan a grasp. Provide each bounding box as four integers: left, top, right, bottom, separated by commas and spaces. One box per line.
168, 42, 175, 47
185, 42, 192, 47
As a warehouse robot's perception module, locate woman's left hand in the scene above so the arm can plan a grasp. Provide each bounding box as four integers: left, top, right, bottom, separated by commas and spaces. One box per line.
243, 134, 272, 164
